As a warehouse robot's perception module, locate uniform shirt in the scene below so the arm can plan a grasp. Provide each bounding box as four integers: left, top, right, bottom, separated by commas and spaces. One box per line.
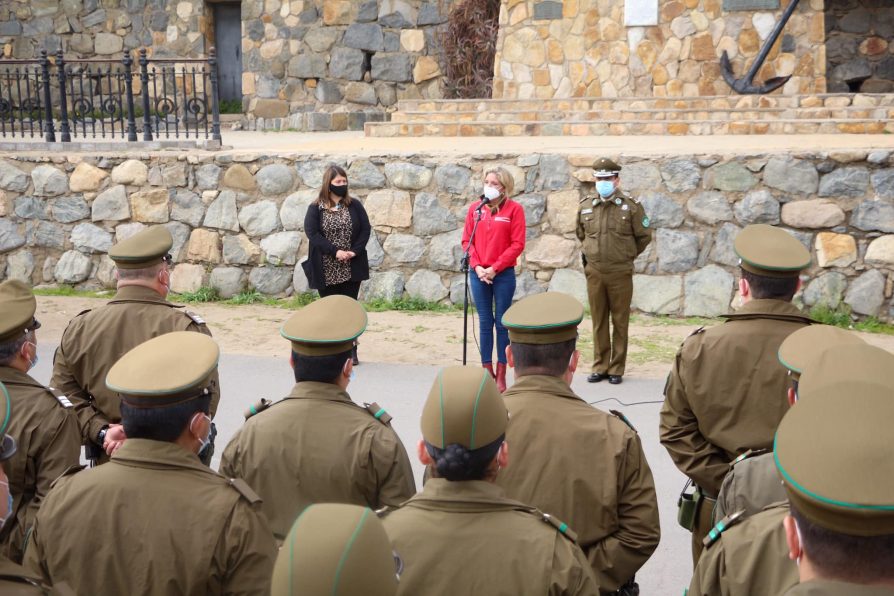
689, 504, 797, 596
0, 367, 81, 564
714, 452, 787, 524
23, 439, 276, 596
660, 299, 812, 496
0, 555, 57, 595
219, 381, 415, 541
462, 198, 526, 274
576, 190, 652, 274
784, 580, 894, 595
50, 285, 220, 445
382, 479, 599, 596
495, 375, 660, 594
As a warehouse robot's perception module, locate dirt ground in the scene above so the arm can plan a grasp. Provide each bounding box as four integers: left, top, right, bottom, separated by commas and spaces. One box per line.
35, 296, 894, 380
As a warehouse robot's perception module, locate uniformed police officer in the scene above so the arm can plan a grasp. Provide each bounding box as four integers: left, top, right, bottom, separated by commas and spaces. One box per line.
272, 503, 398, 596
382, 366, 599, 595
496, 292, 660, 595
50, 226, 220, 465
219, 295, 415, 542
576, 157, 652, 385
660, 223, 812, 564
0, 382, 69, 595
688, 343, 894, 596
0, 281, 81, 563
24, 332, 276, 595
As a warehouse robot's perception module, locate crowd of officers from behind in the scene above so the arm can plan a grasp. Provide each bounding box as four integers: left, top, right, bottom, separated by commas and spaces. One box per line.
0, 213, 891, 595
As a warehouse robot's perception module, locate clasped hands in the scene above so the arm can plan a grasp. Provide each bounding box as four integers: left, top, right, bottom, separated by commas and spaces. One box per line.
335, 250, 356, 262
475, 265, 496, 285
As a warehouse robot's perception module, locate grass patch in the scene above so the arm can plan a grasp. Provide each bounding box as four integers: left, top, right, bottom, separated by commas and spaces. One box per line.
631, 313, 714, 328
809, 304, 894, 335
171, 286, 221, 303
627, 334, 680, 365
226, 290, 267, 305
33, 287, 110, 298
363, 297, 460, 313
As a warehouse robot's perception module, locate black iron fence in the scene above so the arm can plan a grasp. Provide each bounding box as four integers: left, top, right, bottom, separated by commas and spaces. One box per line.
0, 48, 222, 143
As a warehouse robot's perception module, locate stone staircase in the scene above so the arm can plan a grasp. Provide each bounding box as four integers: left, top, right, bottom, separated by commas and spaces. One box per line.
364, 94, 894, 137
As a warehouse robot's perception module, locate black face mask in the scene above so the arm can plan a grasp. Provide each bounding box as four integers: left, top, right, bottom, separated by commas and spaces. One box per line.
330, 183, 348, 198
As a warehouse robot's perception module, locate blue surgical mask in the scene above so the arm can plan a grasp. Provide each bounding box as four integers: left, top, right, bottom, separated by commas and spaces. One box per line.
25, 342, 38, 370
595, 180, 615, 198
349, 369, 356, 382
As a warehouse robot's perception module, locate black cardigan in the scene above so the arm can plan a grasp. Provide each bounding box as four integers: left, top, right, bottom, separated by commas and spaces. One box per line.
302, 198, 371, 290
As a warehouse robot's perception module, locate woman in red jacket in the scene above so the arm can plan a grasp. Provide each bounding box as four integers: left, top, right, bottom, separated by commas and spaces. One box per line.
462, 167, 526, 391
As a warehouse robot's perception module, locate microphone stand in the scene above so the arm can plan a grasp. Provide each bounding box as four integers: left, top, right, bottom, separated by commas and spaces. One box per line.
461, 198, 488, 366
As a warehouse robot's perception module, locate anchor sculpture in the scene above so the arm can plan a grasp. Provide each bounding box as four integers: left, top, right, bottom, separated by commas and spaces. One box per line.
720, 0, 802, 94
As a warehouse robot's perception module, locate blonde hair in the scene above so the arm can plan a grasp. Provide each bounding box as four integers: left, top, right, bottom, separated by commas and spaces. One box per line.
484, 167, 515, 200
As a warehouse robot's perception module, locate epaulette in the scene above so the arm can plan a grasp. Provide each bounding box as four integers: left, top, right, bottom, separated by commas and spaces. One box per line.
610, 409, 637, 432
243, 398, 272, 420
702, 510, 746, 548
50, 465, 86, 489
228, 478, 262, 504
729, 448, 768, 469
75, 308, 92, 317
688, 326, 706, 338
184, 310, 206, 325
540, 512, 578, 543
46, 386, 74, 409
375, 505, 395, 518
364, 402, 393, 425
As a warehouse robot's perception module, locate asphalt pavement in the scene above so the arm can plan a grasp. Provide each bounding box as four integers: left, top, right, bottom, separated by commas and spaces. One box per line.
32, 346, 692, 594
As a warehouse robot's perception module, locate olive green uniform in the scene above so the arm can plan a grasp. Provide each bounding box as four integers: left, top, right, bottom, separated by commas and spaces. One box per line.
0, 368, 80, 564
23, 439, 276, 596
219, 382, 415, 541
576, 190, 652, 376
50, 285, 219, 451
714, 452, 786, 523
660, 299, 811, 560
689, 504, 797, 596
0, 556, 59, 595
495, 375, 660, 594
382, 479, 599, 596
784, 581, 894, 595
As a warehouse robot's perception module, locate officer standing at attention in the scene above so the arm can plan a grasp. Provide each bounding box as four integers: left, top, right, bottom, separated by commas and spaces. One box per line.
0, 281, 81, 564
660, 223, 812, 565
576, 157, 652, 385
381, 366, 599, 595
219, 295, 415, 542
271, 503, 399, 596
497, 292, 660, 595
24, 332, 276, 595
51, 226, 220, 465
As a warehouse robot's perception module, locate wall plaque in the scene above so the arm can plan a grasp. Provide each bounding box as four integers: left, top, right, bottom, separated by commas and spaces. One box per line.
533, 1, 563, 20
723, 0, 780, 10
624, 0, 658, 26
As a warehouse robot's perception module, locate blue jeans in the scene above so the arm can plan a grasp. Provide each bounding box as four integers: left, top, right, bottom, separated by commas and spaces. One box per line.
470, 268, 516, 364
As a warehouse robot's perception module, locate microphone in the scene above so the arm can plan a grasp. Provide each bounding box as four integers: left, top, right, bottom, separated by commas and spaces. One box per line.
476, 194, 491, 211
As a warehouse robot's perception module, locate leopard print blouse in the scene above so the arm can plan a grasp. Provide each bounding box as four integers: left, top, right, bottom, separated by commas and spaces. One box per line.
320, 205, 352, 286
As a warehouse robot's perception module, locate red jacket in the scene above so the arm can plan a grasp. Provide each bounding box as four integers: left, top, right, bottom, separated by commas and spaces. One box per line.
462, 198, 526, 274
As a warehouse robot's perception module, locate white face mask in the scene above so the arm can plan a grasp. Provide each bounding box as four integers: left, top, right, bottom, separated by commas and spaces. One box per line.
794, 519, 804, 568
483, 185, 502, 201
194, 414, 212, 453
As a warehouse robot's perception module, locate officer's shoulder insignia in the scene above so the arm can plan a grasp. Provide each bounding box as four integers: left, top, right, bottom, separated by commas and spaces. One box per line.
579, 195, 591, 203
702, 510, 746, 549
50, 465, 87, 489
364, 402, 393, 425
729, 448, 768, 469
243, 398, 272, 420
614, 197, 622, 205
75, 308, 92, 317
184, 310, 206, 325
228, 478, 262, 504
610, 409, 637, 432
375, 506, 396, 518
642, 216, 651, 228
540, 512, 578, 543
46, 387, 74, 409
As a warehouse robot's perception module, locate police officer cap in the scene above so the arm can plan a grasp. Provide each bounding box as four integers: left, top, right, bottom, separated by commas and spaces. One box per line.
777, 325, 864, 381
421, 366, 508, 450
281, 295, 367, 356
502, 292, 583, 344
734, 224, 810, 278
108, 226, 173, 269
593, 157, 622, 178
271, 503, 398, 596
0, 280, 40, 343
0, 382, 16, 462
106, 331, 219, 408
796, 343, 894, 403
774, 373, 894, 536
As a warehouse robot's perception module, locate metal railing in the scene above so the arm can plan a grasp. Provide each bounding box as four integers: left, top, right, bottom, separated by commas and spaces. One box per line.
0, 48, 222, 143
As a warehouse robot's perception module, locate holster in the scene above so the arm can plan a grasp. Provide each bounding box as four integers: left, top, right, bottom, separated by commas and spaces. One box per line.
84, 440, 103, 465
198, 422, 218, 466
677, 480, 701, 531
613, 577, 639, 596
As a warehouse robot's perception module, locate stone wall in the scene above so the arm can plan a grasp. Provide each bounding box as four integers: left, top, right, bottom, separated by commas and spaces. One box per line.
492, 0, 826, 98
825, 0, 894, 93
1, 150, 893, 319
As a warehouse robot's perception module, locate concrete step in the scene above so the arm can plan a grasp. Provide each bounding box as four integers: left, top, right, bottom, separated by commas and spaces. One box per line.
365, 119, 894, 137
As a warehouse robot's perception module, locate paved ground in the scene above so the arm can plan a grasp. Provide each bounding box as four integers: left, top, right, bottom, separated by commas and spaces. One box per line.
31, 345, 691, 594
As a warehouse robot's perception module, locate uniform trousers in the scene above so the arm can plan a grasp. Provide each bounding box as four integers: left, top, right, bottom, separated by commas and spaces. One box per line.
585, 266, 633, 376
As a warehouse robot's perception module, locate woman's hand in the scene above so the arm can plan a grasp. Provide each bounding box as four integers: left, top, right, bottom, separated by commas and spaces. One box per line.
482, 266, 496, 281
336, 250, 355, 262
475, 265, 494, 285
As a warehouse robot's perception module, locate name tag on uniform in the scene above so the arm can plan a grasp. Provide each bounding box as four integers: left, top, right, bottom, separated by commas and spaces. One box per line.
581, 208, 593, 215
494, 216, 511, 222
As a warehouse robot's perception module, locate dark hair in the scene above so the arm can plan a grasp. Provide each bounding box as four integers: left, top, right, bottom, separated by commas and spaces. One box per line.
121, 394, 212, 442
316, 164, 352, 210
0, 332, 31, 367
510, 338, 576, 377
292, 349, 352, 383
425, 434, 504, 482
791, 505, 894, 583
741, 269, 799, 301
116, 262, 164, 281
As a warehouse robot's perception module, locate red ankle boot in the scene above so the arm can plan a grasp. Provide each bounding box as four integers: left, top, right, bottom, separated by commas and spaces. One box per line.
483, 363, 496, 380
496, 363, 507, 393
